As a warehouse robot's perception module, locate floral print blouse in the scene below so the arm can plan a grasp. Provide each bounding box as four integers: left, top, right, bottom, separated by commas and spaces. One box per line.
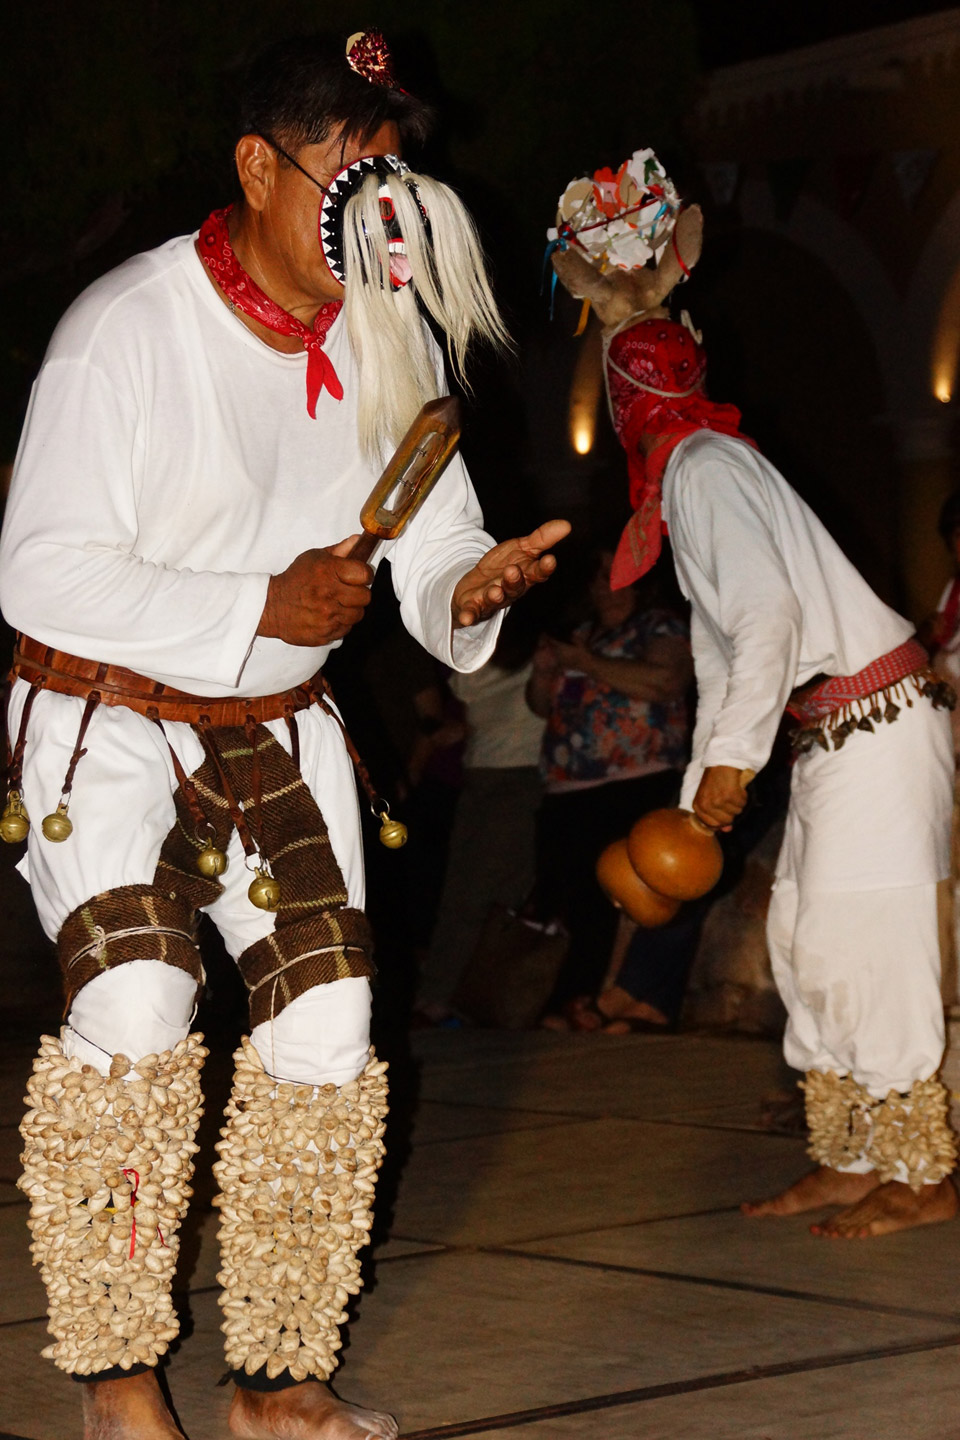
540, 608, 690, 792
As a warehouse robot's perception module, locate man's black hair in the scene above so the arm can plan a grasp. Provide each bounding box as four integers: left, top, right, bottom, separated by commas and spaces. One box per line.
238, 33, 433, 158
939, 489, 960, 543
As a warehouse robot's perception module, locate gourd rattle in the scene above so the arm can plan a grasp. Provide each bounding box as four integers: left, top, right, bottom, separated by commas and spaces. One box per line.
597, 769, 754, 921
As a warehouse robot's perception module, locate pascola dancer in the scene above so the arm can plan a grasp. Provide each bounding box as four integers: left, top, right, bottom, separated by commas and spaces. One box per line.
2, 31, 568, 1440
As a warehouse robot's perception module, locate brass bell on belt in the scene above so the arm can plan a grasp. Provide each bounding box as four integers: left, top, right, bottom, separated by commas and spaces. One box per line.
0, 791, 30, 844
41, 802, 73, 843
378, 810, 408, 849
248, 867, 281, 911
196, 838, 228, 878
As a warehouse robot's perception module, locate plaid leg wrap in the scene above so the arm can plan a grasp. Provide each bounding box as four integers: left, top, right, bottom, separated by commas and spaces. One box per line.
202, 724, 373, 1024
57, 885, 202, 1014
56, 718, 372, 1019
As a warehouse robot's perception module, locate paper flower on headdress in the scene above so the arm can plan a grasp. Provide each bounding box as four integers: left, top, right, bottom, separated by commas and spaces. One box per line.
547, 149, 680, 271
346, 30, 397, 87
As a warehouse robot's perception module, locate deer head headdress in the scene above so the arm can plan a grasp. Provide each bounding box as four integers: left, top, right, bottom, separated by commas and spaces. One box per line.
547, 151, 752, 588
547, 149, 702, 332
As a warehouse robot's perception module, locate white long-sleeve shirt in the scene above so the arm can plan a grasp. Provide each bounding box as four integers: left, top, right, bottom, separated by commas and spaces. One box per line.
0, 232, 498, 697
663, 431, 912, 804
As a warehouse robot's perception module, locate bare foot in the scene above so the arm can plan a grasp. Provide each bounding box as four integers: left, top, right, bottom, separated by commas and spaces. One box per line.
596, 988, 669, 1031
81, 1370, 183, 1439
742, 1165, 879, 1217
811, 1177, 959, 1238
229, 1381, 398, 1440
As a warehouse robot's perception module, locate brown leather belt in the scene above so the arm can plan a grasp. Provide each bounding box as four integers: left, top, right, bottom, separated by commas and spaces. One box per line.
11, 634, 322, 727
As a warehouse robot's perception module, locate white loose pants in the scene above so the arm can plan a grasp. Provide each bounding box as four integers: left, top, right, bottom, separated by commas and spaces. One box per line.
769, 692, 954, 1169
9, 680, 372, 1086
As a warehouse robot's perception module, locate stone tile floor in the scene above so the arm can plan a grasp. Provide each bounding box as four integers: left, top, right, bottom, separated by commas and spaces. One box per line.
2, 1015, 960, 1438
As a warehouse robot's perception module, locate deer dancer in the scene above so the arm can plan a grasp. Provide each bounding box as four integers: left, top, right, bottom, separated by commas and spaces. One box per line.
550, 150, 958, 1239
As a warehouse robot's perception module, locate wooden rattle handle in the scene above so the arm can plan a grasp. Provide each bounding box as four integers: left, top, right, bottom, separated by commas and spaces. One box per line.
348, 532, 379, 564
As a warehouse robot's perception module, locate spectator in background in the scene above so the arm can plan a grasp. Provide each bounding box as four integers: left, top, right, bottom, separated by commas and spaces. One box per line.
923, 489, 960, 1012
527, 547, 692, 1022
364, 624, 468, 968
925, 489, 960, 752
415, 605, 546, 1023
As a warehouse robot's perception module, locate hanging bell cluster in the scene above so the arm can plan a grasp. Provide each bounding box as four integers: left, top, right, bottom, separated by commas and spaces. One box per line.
789, 673, 956, 757
248, 866, 281, 912
0, 790, 30, 844
41, 800, 73, 843
377, 804, 407, 850
0, 788, 75, 846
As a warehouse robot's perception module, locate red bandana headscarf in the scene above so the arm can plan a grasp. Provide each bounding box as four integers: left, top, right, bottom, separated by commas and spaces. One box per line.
198, 206, 344, 417
606, 317, 754, 589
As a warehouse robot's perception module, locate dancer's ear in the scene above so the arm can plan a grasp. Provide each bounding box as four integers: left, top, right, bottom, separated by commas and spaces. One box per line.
235, 135, 278, 214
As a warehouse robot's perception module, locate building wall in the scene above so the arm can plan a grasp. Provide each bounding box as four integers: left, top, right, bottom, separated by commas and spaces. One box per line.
689, 8, 960, 620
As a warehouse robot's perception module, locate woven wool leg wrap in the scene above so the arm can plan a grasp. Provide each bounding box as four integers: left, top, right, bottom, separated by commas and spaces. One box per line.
802, 1068, 957, 1189
18, 1030, 207, 1375
213, 1037, 388, 1382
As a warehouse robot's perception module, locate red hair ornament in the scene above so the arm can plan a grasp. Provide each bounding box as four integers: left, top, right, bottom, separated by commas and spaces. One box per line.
346, 30, 399, 88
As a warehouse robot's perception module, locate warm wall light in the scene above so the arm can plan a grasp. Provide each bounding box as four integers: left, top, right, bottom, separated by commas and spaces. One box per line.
571, 413, 595, 454
932, 262, 960, 408
568, 319, 603, 457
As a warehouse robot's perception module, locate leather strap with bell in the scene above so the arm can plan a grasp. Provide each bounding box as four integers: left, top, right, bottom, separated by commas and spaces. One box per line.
7, 635, 408, 851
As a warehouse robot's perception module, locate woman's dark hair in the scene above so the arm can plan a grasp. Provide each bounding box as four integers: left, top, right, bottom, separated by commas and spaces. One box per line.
938, 489, 960, 544
237, 33, 433, 157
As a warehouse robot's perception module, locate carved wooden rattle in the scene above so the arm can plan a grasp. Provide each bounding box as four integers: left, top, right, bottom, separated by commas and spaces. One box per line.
347, 396, 461, 849
348, 396, 461, 563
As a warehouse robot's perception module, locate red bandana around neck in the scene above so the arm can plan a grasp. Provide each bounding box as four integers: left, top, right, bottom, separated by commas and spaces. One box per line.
606, 318, 755, 589
198, 206, 344, 417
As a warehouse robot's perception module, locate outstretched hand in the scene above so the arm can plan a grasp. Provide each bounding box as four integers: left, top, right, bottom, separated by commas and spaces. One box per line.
451, 520, 571, 629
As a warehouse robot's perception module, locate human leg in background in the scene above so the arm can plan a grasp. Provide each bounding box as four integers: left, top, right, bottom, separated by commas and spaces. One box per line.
540, 769, 680, 1014
601, 899, 709, 1030
417, 765, 541, 1018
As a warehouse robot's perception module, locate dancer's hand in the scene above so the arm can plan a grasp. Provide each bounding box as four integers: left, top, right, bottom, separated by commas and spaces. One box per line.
259, 537, 373, 646
452, 520, 571, 628
693, 765, 750, 832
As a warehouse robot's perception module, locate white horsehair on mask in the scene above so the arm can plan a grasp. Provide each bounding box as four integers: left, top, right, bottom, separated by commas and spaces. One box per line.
341, 169, 510, 463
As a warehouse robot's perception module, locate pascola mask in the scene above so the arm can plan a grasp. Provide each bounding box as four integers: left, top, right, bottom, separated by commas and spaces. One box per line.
318, 153, 425, 290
